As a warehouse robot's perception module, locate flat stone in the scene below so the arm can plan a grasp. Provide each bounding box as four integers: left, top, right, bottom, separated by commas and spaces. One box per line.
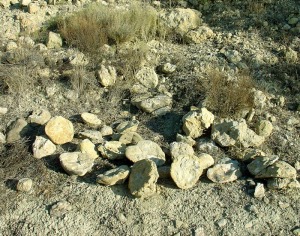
255, 161, 297, 179
79, 139, 99, 160
171, 155, 203, 189
96, 165, 130, 186
81, 112, 102, 128
50, 201, 72, 217
59, 152, 94, 176
78, 130, 103, 143
128, 159, 159, 198
32, 136, 56, 159
98, 141, 126, 160
28, 109, 51, 125
45, 116, 74, 145
247, 155, 279, 176
125, 140, 165, 166
170, 142, 194, 161
6, 118, 29, 143
267, 178, 300, 189
17, 178, 33, 192
207, 159, 242, 183
132, 94, 172, 114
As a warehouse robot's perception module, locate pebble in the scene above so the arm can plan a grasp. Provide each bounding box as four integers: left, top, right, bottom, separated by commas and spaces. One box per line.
254, 183, 265, 199
17, 178, 33, 192
0, 107, 8, 115
216, 218, 227, 228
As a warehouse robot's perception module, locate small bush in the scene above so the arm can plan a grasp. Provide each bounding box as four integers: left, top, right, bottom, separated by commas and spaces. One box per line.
204, 69, 255, 118
58, 3, 159, 55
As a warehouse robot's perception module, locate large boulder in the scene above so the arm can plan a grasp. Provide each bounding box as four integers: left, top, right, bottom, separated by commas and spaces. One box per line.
128, 159, 159, 198
45, 116, 74, 145
125, 140, 165, 166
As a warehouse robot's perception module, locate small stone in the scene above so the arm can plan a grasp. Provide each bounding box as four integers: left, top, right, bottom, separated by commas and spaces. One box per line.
6, 42, 18, 51
28, 3, 39, 13
295, 161, 300, 171
288, 17, 299, 25
116, 120, 139, 133
198, 153, 214, 170
98, 141, 126, 160
96, 65, 117, 87
207, 159, 242, 183
255, 120, 273, 137
176, 134, 196, 146
28, 109, 51, 125
20, 0, 31, 6
185, 26, 214, 44
159, 63, 176, 74
169, 142, 194, 161
117, 213, 127, 222
47, 32, 62, 49
96, 165, 130, 186
132, 94, 172, 114
50, 201, 72, 217
247, 155, 279, 176
0, 107, 8, 115
45, 116, 74, 145
17, 178, 33, 192
0, 132, 6, 143
32, 136, 56, 159
196, 138, 219, 154
267, 178, 300, 189
125, 140, 165, 166
216, 218, 227, 228
194, 227, 205, 236
100, 125, 113, 137
158, 166, 171, 179
255, 161, 297, 179
81, 112, 102, 128
254, 183, 265, 199
118, 131, 143, 145
135, 67, 158, 89
6, 118, 29, 143
171, 155, 203, 189
79, 139, 98, 160
78, 130, 103, 143
128, 159, 159, 198
59, 152, 94, 176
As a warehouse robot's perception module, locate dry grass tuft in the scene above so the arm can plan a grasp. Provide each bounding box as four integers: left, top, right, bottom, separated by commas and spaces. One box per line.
204, 69, 255, 118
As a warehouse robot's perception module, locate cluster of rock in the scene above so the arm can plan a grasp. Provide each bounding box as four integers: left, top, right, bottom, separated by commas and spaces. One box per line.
283, 15, 300, 33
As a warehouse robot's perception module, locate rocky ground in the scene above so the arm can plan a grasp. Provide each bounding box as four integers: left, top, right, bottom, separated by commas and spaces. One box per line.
0, 0, 299, 235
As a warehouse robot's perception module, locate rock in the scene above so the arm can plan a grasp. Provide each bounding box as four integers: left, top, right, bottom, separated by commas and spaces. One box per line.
59, 152, 94, 176
211, 119, 265, 148
295, 161, 300, 171
96, 64, 117, 87
6, 41, 18, 51
28, 109, 51, 125
207, 159, 242, 183
182, 108, 214, 139
253, 90, 267, 109
130, 83, 149, 94
45, 116, 74, 145
285, 47, 298, 63
198, 153, 214, 170
288, 17, 299, 25
194, 227, 206, 236
128, 159, 159, 198
20, 0, 31, 7
255, 161, 297, 179
98, 141, 126, 160
176, 133, 196, 146
79, 139, 98, 160
160, 8, 201, 35
0, 107, 8, 115
50, 201, 72, 217
125, 140, 165, 166
169, 142, 194, 161
158, 63, 176, 74
267, 178, 300, 189
32, 136, 56, 159
96, 165, 130, 186
6, 118, 29, 143
0, 132, 6, 143
171, 155, 203, 189
216, 218, 227, 228
196, 138, 219, 154
100, 125, 113, 137
132, 94, 172, 114
28, 3, 39, 13
185, 26, 214, 44
81, 112, 102, 128
78, 130, 103, 143
293, 228, 300, 236
67, 52, 88, 66
240, 148, 266, 162
135, 67, 158, 89
119, 131, 143, 145
17, 178, 33, 192
47, 32, 62, 49
116, 119, 139, 133
254, 183, 265, 199
224, 50, 242, 64
247, 155, 279, 176
158, 166, 171, 179
255, 120, 273, 137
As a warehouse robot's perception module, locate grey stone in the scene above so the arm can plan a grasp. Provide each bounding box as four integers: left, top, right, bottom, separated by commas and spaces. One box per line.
254, 183, 265, 199
159, 63, 176, 74
247, 155, 279, 176
132, 94, 172, 114
50, 201, 72, 217
96, 65, 117, 87
126, 140, 165, 166
28, 109, 51, 125
6, 118, 29, 143
97, 165, 130, 186
81, 112, 102, 128
119, 131, 143, 145
135, 67, 158, 89
32, 136, 56, 159
169, 141, 194, 161
100, 125, 113, 137
196, 138, 219, 154
116, 119, 139, 133
78, 130, 103, 143
128, 159, 159, 198
98, 141, 126, 160
0, 132, 6, 144
255, 120, 273, 137
267, 178, 300, 189
176, 133, 196, 146
255, 161, 297, 179
47, 32, 62, 49
185, 26, 214, 44
17, 178, 33, 192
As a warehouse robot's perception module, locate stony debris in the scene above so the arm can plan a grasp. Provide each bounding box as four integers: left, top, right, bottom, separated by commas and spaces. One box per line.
207, 158, 242, 183
198, 153, 214, 170
116, 119, 139, 133
135, 67, 158, 89
185, 26, 214, 44
17, 178, 33, 192
28, 109, 51, 125
47, 32, 62, 49
267, 178, 300, 190
6, 118, 29, 143
247, 155, 279, 176
176, 133, 196, 146
182, 108, 214, 139
255, 161, 297, 179
255, 120, 273, 138
81, 112, 102, 128
59, 152, 94, 176
98, 141, 126, 160
50, 201, 72, 217
239, 148, 266, 162
96, 64, 117, 87
96, 165, 130, 186
128, 159, 159, 198
125, 140, 165, 166
32, 136, 56, 159
79, 139, 99, 160
45, 116, 74, 145
171, 155, 203, 189
169, 141, 194, 161
254, 183, 265, 199
118, 131, 143, 145
100, 125, 113, 137
211, 119, 265, 148
78, 130, 103, 143
196, 138, 219, 154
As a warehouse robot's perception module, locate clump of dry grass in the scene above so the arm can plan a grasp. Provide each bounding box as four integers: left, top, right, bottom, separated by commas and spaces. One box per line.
58, 3, 159, 56
203, 69, 255, 118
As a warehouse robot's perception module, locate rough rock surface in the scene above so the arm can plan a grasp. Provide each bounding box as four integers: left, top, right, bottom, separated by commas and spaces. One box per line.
135, 67, 158, 89
255, 120, 273, 137
79, 139, 98, 160
96, 65, 117, 87
96, 165, 130, 186
47, 32, 62, 49
185, 26, 214, 44
17, 178, 33, 192
198, 153, 215, 170
81, 112, 102, 128
6, 118, 29, 143
118, 131, 143, 145
169, 141, 194, 161
98, 141, 126, 160
247, 155, 279, 176
128, 159, 159, 198
125, 140, 165, 166
28, 109, 51, 125
267, 178, 300, 189
132, 94, 172, 114
116, 120, 139, 133
78, 130, 103, 143
255, 161, 297, 179
32, 136, 56, 159
45, 116, 74, 145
